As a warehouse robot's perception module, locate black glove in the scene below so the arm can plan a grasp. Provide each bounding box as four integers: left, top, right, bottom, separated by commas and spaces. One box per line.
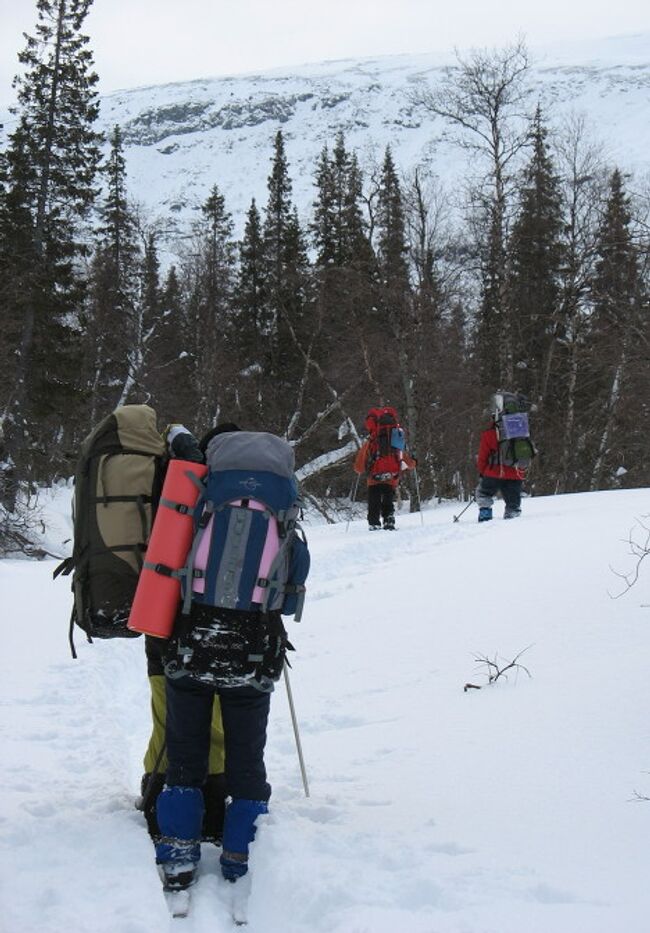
165, 424, 203, 463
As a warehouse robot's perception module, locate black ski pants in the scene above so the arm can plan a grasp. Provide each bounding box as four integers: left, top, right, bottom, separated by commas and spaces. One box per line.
165, 673, 271, 802
367, 483, 395, 526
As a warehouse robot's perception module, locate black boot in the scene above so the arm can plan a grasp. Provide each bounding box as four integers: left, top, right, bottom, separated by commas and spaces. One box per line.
159, 864, 197, 892
138, 771, 166, 841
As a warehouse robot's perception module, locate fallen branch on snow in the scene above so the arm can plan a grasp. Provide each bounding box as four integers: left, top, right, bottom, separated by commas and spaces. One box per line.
464, 645, 533, 692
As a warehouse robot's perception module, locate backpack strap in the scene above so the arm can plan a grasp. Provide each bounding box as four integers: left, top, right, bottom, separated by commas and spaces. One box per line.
258, 525, 297, 614
180, 501, 215, 615
53, 556, 74, 579
209, 503, 257, 612
158, 496, 199, 517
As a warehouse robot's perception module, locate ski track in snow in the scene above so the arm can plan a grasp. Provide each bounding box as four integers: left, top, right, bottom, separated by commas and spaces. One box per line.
1, 488, 650, 932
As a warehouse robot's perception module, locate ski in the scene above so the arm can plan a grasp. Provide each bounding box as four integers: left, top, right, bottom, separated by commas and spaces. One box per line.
159, 865, 196, 919
227, 873, 251, 926
231, 905, 248, 925
164, 888, 191, 919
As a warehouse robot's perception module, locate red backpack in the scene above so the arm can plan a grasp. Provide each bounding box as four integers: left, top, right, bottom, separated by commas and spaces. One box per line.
364, 407, 406, 481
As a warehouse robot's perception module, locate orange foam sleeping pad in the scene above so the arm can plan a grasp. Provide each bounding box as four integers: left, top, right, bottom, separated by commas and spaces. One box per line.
127, 458, 208, 638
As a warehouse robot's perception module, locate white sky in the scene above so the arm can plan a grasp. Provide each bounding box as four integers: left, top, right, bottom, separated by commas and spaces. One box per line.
1, 0, 650, 103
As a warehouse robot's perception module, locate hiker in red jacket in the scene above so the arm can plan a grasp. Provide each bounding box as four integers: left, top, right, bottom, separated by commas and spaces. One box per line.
476, 420, 525, 522
354, 407, 416, 530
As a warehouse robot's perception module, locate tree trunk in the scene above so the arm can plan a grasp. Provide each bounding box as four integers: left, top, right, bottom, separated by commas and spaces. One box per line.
589, 351, 625, 492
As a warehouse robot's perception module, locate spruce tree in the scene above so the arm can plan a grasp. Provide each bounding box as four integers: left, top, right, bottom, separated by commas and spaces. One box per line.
0, 0, 101, 501
261, 131, 311, 432
311, 133, 371, 269
506, 107, 565, 488
377, 148, 409, 288
184, 184, 237, 430
311, 145, 337, 268
230, 199, 268, 423
508, 107, 564, 405
375, 147, 420, 506
147, 264, 196, 426
477, 210, 508, 391
236, 198, 266, 339
86, 124, 141, 418
262, 129, 294, 381
586, 169, 643, 490
310, 134, 376, 414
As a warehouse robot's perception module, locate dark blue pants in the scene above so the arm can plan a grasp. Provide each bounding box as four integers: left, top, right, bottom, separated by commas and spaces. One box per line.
165, 674, 271, 802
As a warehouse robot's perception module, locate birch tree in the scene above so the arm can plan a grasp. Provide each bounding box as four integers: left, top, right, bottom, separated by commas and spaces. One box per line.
413, 39, 531, 389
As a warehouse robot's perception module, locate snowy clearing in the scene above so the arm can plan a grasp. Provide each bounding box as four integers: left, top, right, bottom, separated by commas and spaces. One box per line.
1, 487, 649, 932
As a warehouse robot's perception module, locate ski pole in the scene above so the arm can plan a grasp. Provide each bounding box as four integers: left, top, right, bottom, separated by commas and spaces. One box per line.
283, 661, 310, 798
453, 495, 476, 523
346, 474, 361, 533
412, 466, 424, 525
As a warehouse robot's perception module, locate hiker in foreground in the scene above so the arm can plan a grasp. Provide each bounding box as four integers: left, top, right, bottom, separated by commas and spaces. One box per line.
354, 406, 416, 530
476, 391, 535, 522
139, 632, 226, 845
138, 425, 228, 846
56, 405, 228, 844
131, 424, 310, 892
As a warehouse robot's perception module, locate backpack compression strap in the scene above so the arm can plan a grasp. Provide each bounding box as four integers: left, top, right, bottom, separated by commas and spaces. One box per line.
258, 520, 307, 622
140, 492, 202, 584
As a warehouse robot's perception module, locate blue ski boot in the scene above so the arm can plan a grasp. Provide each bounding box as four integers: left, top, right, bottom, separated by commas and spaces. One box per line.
220, 798, 268, 882
478, 507, 493, 523
155, 786, 203, 889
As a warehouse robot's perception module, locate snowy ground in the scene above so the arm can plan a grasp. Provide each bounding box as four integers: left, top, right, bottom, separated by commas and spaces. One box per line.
1, 487, 649, 932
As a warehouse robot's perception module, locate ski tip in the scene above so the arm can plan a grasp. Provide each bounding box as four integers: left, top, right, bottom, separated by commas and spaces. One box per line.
164, 889, 190, 919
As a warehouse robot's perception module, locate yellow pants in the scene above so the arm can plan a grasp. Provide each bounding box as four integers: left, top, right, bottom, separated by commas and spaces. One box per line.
143, 675, 225, 774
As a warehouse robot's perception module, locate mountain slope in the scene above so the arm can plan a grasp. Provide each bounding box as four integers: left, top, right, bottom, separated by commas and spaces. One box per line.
2, 34, 648, 246
1, 486, 649, 932
93, 33, 650, 236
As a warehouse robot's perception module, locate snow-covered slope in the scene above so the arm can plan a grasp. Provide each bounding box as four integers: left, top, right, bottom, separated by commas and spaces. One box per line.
88, 33, 650, 233
2, 33, 649, 245
1, 487, 649, 932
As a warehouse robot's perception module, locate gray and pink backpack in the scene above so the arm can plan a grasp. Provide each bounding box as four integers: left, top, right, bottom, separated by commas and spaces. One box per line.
180, 431, 309, 622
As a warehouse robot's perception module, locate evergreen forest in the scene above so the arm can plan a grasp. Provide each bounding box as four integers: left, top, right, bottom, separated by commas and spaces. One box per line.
1, 1, 649, 549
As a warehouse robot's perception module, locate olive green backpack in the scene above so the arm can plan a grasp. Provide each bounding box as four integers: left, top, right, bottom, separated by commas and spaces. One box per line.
55, 405, 166, 656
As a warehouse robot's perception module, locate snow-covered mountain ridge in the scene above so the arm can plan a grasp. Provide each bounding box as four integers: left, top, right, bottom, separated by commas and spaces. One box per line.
94, 33, 650, 237
2, 33, 650, 239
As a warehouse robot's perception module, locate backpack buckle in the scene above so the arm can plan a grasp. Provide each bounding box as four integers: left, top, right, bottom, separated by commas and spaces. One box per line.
154, 562, 174, 577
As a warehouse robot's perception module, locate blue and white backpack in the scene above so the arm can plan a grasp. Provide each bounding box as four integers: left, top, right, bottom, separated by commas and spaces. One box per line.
180, 431, 309, 621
